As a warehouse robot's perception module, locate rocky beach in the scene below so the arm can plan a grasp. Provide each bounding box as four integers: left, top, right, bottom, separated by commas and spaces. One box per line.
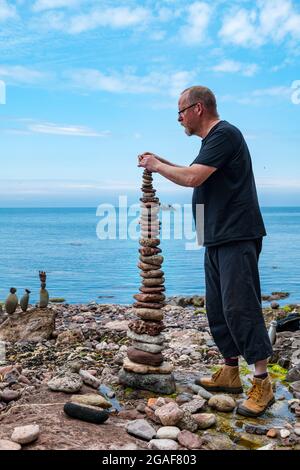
0, 294, 300, 451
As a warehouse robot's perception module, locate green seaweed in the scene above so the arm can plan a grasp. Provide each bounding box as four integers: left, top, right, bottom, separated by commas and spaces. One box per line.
268, 363, 288, 381
282, 305, 292, 313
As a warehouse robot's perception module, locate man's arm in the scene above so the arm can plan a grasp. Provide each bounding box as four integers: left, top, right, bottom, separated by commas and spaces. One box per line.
138, 153, 217, 187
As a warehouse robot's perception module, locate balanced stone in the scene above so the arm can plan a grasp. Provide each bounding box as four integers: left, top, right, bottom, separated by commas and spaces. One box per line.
142, 277, 165, 287
140, 197, 159, 203
140, 286, 165, 293
127, 330, 165, 344
139, 255, 164, 265
133, 293, 165, 302
133, 302, 165, 309
141, 202, 160, 208
141, 187, 156, 193
127, 347, 163, 366
140, 232, 160, 239
64, 402, 109, 424
138, 262, 160, 271
140, 229, 160, 237
139, 247, 161, 256
140, 219, 160, 227
134, 308, 164, 321
139, 238, 160, 247
123, 357, 173, 375
140, 209, 159, 217
132, 341, 165, 354
128, 319, 165, 336
140, 271, 164, 279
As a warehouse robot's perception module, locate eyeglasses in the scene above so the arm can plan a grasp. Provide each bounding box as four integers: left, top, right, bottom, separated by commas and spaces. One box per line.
178, 102, 199, 117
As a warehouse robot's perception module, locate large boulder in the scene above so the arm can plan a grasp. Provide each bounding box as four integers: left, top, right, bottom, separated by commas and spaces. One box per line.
0, 308, 56, 343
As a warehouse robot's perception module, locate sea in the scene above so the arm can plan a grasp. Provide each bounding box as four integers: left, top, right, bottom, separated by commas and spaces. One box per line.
0, 207, 299, 306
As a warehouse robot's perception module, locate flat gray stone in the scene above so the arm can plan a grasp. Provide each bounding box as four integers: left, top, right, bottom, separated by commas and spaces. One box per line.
118, 369, 176, 394
132, 341, 164, 354
127, 330, 165, 345
126, 419, 156, 441
190, 384, 213, 400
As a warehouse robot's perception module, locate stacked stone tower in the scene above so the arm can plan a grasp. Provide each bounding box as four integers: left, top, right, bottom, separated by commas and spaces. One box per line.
119, 170, 176, 394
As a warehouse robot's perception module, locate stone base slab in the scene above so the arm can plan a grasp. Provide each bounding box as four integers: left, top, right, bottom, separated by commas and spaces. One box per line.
119, 368, 176, 395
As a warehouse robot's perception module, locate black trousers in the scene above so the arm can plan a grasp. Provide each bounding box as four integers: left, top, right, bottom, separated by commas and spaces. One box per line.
204, 238, 273, 365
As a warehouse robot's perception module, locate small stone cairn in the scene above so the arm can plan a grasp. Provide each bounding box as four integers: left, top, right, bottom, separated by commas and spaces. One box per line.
119, 169, 176, 394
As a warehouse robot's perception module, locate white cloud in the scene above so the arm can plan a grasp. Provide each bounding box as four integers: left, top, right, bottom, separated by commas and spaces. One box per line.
180, 2, 212, 45
220, 85, 293, 105
0, 65, 46, 84
0, 0, 17, 21
67, 68, 195, 97
38, 6, 151, 33
252, 86, 292, 97
211, 60, 259, 77
28, 122, 111, 137
70, 7, 150, 34
219, 8, 262, 47
220, 0, 300, 47
32, 0, 80, 12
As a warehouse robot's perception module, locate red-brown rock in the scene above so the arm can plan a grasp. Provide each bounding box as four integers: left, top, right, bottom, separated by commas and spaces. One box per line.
127, 347, 164, 366
128, 319, 165, 336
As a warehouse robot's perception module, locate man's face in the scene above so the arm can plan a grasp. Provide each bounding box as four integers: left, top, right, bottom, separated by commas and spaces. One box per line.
178, 92, 200, 136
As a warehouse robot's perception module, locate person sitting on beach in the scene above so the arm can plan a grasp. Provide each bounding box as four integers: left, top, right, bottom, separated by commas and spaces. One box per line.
138, 85, 274, 418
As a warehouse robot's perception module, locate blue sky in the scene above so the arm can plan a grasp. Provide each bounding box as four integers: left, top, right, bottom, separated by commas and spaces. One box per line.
0, 0, 300, 207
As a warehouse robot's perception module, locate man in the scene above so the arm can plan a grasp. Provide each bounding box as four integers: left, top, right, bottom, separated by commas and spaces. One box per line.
138, 86, 274, 417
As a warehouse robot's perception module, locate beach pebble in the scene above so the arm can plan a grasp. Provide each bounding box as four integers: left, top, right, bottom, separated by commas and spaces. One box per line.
156, 426, 180, 440
79, 370, 101, 389
11, 425, 40, 445
280, 429, 291, 438
177, 430, 203, 450
148, 439, 178, 450
0, 439, 21, 450
64, 402, 109, 424
47, 373, 83, 393
180, 398, 206, 414
192, 413, 216, 429
126, 419, 156, 441
70, 394, 111, 408
208, 394, 236, 412
155, 402, 184, 426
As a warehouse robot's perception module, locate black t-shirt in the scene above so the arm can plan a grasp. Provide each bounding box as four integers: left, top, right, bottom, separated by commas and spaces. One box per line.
191, 120, 266, 247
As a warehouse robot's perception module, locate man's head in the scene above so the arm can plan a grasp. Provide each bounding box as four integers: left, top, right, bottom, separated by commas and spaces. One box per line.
178, 86, 219, 137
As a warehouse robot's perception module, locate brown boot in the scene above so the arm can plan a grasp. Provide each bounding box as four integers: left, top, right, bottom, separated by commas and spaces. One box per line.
195, 365, 243, 394
237, 376, 275, 417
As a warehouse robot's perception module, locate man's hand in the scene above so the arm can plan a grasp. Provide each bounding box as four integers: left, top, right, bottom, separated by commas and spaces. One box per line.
138, 152, 161, 172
